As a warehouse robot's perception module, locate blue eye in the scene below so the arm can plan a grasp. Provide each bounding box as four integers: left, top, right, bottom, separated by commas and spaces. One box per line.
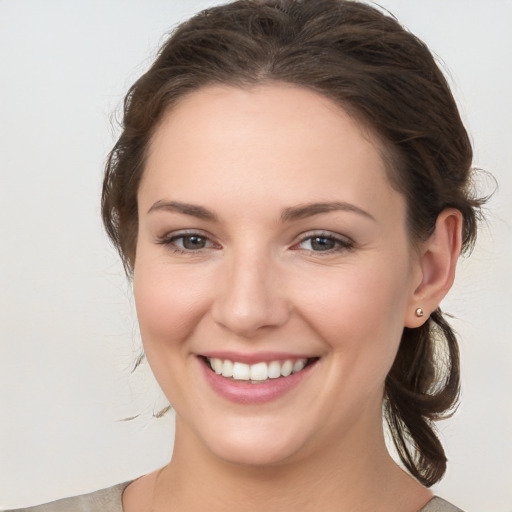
296, 233, 354, 253
158, 232, 217, 253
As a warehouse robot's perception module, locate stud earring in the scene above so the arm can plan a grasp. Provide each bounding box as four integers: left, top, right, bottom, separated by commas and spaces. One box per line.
415, 308, 424, 317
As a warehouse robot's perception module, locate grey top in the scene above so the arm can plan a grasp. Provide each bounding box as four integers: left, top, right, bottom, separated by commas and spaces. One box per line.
2, 482, 131, 512
4, 482, 464, 512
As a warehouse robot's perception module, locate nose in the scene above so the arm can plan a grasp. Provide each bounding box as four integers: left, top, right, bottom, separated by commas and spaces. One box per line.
211, 252, 291, 338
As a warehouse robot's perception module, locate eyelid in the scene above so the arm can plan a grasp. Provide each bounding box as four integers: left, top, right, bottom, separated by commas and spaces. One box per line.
291, 230, 355, 252
156, 229, 221, 252
155, 228, 354, 254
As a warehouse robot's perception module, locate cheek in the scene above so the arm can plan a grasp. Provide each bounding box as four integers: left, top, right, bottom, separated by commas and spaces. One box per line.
132, 260, 215, 408
133, 260, 211, 352
296, 258, 410, 369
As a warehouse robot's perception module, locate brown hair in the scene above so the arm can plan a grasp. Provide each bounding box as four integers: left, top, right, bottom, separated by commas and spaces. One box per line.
102, 0, 484, 487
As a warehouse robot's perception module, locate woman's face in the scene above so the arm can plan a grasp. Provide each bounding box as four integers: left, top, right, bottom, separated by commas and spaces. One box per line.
134, 84, 423, 466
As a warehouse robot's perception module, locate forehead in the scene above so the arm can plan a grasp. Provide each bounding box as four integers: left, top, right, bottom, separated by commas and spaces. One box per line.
140, 84, 403, 220
149, 83, 382, 162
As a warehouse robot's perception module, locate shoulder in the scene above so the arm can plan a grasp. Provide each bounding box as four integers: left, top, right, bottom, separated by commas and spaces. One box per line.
3, 481, 133, 512
419, 496, 465, 512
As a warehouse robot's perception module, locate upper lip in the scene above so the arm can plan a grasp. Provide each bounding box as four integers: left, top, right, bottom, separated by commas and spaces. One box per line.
199, 351, 319, 364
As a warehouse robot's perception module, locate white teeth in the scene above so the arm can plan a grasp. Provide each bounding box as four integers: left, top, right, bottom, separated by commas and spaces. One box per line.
280, 360, 293, 377
207, 357, 309, 381
232, 362, 250, 380
267, 360, 281, 379
293, 359, 306, 373
250, 362, 268, 381
221, 359, 233, 378
211, 358, 223, 374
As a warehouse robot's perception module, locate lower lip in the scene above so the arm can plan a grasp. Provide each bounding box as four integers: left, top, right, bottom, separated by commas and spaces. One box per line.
200, 358, 316, 405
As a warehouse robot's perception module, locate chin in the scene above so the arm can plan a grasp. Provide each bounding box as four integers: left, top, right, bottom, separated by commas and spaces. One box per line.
214, 441, 302, 468
199, 420, 307, 467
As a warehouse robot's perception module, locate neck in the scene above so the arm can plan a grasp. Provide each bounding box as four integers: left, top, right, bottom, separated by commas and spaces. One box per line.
151, 415, 431, 512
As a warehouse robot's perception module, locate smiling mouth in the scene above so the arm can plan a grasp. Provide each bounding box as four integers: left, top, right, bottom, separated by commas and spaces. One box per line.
202, 356, 319, 384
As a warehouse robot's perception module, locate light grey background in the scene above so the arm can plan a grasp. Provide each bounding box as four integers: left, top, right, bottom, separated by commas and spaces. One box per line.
1, 1, 511, 510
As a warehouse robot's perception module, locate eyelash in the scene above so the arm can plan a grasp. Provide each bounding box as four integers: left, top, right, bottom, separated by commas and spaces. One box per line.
156, 230, 355, 255
292, 231, 355, 254
156, 230, 218, 255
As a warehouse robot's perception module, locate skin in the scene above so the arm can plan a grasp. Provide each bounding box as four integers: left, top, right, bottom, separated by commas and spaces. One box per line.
123, 84, 462, 511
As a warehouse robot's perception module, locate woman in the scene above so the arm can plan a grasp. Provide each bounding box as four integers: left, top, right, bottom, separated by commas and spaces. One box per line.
10, 0, 484, 510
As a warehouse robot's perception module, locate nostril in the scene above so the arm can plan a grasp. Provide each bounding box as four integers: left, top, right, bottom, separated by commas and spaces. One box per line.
211, 297, 291, 336
210, 264, 291, 336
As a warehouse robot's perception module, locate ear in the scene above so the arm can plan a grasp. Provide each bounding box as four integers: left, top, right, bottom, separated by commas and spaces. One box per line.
405, 208, 463, 328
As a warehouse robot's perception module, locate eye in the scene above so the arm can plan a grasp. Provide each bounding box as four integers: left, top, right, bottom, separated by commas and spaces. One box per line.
157, 231, 219, 254
293, 232, 354, 253
303, 236, 337, 251
175, 234, 209, 250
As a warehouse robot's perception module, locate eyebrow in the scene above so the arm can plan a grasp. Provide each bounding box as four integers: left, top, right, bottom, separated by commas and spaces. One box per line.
147, 200, 375, 223
280, 201, 376, 223
147, 200, 218, 221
